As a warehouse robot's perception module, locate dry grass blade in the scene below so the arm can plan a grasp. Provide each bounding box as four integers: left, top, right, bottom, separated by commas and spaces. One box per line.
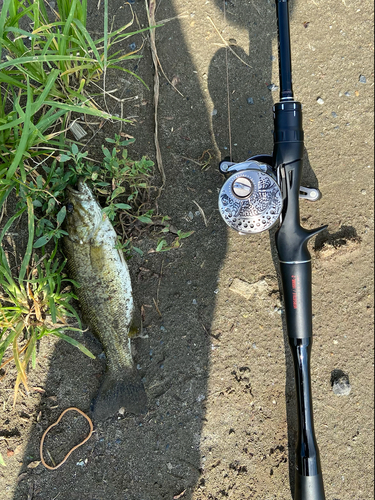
153, 297, 162, 317
146, 0, 166, 190
193, 200, 208, 227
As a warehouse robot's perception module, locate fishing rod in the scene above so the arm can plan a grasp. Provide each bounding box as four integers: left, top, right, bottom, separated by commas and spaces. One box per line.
217, 0, 326, 499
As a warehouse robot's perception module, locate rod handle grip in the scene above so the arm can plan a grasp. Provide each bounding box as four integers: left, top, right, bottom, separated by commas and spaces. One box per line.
279, 261, 313, 339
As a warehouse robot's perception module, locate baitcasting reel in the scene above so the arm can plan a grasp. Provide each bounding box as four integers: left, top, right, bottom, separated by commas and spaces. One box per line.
218, 155, 321, 235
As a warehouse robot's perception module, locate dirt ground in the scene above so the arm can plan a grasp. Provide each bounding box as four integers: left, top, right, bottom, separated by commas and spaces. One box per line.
0, 0, 374, 499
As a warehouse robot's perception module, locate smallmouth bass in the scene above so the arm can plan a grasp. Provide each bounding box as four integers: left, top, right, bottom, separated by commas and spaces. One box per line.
63, 180, 147, 420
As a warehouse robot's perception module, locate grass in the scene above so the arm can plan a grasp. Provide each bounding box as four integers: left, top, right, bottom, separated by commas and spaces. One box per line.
0, 0, 147, 101
0, 200, 93, 406
0, 0, 149, 196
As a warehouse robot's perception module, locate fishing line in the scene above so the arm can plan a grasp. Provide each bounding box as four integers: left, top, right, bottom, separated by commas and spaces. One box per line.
223, 1, 233, 162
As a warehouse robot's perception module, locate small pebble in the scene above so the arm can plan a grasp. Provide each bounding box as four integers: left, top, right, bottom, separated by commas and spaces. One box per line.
344, 91, 351, 97
317, 97, 325, 105
188, 211, 194, 220
270, 55, 276, 61
267, 83, 279, 92
192, 299, 197, 305
211, 108, 218, 116
331, 369, 352, 396
359, 75, 367, 83
129, 42, 136, 51
247, 97, 254, 104
331, 112, 338, 118
361, 189, 366, 195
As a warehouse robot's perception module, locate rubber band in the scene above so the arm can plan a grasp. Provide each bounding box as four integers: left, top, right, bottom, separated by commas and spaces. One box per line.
40, 407, 94, 470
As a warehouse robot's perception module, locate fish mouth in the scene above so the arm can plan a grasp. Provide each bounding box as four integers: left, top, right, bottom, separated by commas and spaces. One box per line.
67, 178, 92, 199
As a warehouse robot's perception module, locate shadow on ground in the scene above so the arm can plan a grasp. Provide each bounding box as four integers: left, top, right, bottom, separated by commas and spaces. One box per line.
9, 0, 331, 499
12, 1, 225, 499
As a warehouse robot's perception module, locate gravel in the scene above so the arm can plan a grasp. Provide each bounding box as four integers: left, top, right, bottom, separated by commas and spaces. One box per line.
267, 83, 279, 92
331, 369, 352, 396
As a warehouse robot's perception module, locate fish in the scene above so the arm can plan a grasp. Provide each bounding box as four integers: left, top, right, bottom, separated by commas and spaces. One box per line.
63, 179, 147, 420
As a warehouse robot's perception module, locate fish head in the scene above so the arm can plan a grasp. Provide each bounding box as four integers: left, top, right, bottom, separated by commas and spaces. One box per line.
65, 179, 103, 243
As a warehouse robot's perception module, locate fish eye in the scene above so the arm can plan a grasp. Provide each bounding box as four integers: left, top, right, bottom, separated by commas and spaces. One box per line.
66, 202, 74, 213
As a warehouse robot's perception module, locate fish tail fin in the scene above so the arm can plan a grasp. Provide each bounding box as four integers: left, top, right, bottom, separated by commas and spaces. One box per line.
91, 369, 147, 421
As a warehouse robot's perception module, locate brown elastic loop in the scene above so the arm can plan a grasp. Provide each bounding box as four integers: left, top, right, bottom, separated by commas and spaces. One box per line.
40, 407, 94, 470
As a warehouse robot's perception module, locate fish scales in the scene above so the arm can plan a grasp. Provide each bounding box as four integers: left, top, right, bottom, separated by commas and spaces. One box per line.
64, 238, 133, 372
63, 180, 147, 420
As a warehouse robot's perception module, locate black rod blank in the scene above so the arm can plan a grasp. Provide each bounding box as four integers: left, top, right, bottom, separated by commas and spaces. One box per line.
276, 0, 294, 100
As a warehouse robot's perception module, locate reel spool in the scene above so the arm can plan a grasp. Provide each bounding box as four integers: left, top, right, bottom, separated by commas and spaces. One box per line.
218, 160, 283, 235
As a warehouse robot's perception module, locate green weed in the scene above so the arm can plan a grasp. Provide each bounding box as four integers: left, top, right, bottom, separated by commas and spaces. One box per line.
0, 0, 147, 102
0, 0, 149, 200
60, 134, 154, 226
155, 229, 195, 252
0, 201, 93, 405
59, 139, 194, 256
